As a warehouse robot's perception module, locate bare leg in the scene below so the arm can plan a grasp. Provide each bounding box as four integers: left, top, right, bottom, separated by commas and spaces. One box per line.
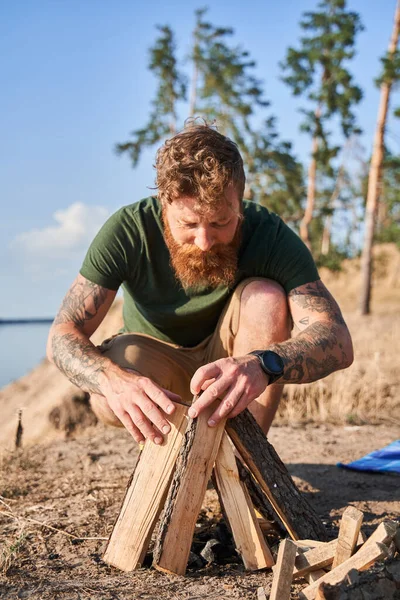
233, 279, 291, 434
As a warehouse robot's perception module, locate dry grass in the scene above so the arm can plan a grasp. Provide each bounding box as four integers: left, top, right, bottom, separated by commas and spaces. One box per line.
276, 244, 400, 426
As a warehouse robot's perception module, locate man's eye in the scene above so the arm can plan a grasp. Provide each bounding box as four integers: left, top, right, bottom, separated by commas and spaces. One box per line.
212, 221, 230, 228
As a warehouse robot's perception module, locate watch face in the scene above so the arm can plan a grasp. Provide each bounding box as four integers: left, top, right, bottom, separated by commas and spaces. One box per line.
262, 351, 284, 375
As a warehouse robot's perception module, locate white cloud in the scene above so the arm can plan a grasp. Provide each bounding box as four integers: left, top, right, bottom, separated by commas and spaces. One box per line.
12, 203, 109, 258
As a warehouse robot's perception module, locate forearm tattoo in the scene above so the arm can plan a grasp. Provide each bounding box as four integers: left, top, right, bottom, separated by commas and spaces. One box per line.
269, 281, 351, 384
51, 333, 107, 393
51, 280, 110, 392
53, 280, 108, 327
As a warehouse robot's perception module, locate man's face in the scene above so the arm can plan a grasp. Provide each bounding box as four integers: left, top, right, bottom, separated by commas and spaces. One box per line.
162, 187, 242, 289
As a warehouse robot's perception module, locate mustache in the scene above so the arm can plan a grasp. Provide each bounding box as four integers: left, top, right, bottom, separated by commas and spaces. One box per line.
162, 211, 241, 289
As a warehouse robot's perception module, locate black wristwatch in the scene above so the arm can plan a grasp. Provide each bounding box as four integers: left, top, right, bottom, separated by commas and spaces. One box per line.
248, 350, 284, 384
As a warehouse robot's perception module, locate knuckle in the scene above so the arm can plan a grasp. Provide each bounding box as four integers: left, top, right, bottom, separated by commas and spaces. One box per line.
223, 400, 234, 412
141, 399, 155, 414
135, 417, 147, 429
209, 387, 219, 400
136, 376, 148, 388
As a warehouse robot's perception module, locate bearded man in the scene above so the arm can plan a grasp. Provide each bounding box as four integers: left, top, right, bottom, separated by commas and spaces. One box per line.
47, 123, 353, 444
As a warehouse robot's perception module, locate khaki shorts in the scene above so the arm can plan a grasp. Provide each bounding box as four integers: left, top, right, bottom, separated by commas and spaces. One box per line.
97, 278, 263, 405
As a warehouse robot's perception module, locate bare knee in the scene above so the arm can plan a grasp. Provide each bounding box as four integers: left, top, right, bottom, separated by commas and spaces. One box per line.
90, 393, 123, 428
239, 278, 290, 338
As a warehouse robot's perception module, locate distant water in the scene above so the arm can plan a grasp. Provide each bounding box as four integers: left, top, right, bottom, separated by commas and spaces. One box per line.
0, 323, 51, 389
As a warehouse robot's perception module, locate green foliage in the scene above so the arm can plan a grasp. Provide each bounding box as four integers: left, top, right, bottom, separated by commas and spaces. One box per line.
116, 9, 305, 225
191, 8, 268, 121
190, 8, 304, 222
116, 26, 187, 166
281, 0, 364, 154
375, 49, 400, 87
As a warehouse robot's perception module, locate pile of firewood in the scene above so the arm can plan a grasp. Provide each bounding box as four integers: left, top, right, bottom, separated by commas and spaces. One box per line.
102, 399, 399, 599
259, 511, 400, 600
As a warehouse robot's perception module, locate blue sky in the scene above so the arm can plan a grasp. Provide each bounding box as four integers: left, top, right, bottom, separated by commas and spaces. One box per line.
1, 0, 399, 318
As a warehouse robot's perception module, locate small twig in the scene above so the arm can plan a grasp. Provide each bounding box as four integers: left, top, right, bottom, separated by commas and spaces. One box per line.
0, 497, 14, 511
0, 509, 107, 541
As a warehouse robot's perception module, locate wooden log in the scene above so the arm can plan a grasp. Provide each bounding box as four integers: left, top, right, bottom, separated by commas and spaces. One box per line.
213, 433, 274, 570
295, 540, 331, 549
103, 404, 188, 571
226, 409, 327, 541
293, 540, 337, 579
331, 506, 363, 569
236, 458, 286, 536
305, 569, 327, 584
363, 520, 398, 548
299, 541, 388, 599
269, 538, 297, 600
153, 401, 225, 575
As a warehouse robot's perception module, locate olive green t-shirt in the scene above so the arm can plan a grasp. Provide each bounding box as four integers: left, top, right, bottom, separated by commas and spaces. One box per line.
80, 197, 319, 347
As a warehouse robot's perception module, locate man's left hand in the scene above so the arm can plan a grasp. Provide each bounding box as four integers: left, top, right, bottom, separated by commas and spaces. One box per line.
189, 355, 269, 426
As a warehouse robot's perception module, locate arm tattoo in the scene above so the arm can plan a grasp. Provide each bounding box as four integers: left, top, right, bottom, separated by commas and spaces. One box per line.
53, 280, 108, 327
268, 280, 352, 384
51, 279, 111, 392
288, 279, 345, 326
51, 332, 107, 394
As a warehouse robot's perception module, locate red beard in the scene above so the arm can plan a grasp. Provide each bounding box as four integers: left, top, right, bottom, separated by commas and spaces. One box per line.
162, 214, 241, 290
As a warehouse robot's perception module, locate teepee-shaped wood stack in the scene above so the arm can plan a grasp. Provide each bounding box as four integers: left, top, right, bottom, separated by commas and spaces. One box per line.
103, 399, 327, 576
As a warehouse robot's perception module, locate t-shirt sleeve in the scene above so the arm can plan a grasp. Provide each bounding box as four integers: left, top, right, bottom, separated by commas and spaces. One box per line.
79, 208, 137, 290
266, 218, 320, 293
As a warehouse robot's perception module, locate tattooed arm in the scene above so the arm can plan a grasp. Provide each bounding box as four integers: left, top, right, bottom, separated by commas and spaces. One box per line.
47, 274, 180, 444
268, 279, 353, 383
46, 274, 120, 393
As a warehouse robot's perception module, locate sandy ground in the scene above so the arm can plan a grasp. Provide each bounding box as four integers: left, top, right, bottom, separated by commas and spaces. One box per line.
1, 420, 399, 599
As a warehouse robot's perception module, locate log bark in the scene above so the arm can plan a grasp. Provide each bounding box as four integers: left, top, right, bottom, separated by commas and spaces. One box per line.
153, 402, 225, 575
226, 410, 327, 541
236, 458, 285, 537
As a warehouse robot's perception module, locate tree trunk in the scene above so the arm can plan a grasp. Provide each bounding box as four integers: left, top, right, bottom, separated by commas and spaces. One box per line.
359, 0, 400, 315
321, 160, 347, 256
321, 215, 332, 256
300, 132, 319, 250
189, 32, 198, 118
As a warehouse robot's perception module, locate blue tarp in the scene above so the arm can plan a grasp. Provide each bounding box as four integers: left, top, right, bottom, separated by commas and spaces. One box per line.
337, 439, 400, 474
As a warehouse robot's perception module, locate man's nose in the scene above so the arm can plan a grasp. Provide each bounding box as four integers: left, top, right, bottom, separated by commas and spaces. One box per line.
194, 227, 214, 251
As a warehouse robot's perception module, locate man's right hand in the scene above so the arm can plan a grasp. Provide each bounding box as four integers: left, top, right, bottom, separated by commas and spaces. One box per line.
101, 368, 183, 444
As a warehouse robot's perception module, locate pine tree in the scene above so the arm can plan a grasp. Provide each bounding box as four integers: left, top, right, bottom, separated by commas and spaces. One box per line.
359, 0, 400, 315
189, 8, 304, 222
116, 26, 187, 166
280, 0, 363, 250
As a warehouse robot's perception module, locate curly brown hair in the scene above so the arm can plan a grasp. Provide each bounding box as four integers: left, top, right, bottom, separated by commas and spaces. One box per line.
155, 121, 245, 210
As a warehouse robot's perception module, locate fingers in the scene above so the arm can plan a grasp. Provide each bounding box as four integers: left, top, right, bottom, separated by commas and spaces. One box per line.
188, 375, 230, 419
141, 378, 179, 415
114, 411, 145, 444
190, 363, 222, 395
210, 387, 250, 424
109, 376, 183, 444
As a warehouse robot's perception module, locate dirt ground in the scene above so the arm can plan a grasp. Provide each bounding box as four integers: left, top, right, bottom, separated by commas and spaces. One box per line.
1, 419, 399, 600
